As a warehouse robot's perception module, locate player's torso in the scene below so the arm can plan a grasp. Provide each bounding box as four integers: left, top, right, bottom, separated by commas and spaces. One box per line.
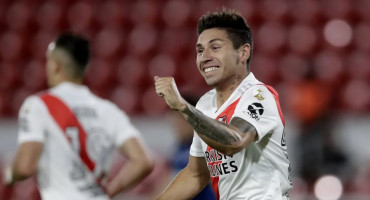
38, 83, 112, 200
196, 80, 291, 199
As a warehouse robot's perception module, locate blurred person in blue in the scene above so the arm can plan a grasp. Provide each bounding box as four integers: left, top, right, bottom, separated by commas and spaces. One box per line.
2, 33, 153, 200
155, 9, 292, 199
168, 95, 216, 200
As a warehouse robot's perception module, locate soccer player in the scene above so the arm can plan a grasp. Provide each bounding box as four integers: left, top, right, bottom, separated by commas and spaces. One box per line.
3, 33, 153, 200
154, 9, 292, 200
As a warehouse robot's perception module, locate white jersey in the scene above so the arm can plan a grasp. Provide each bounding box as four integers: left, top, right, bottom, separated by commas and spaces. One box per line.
17, 82, 141, 200
190, 73, 292, 200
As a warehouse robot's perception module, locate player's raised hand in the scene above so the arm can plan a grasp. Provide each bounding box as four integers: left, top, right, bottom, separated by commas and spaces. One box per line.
154, 76, 187, 111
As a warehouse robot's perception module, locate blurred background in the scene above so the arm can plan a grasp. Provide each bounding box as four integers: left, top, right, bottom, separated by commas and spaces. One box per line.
0, 0, 370, 199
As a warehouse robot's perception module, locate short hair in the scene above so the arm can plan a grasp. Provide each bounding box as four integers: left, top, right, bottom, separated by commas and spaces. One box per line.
197, 9, 253, 69
54, 33, 90, 77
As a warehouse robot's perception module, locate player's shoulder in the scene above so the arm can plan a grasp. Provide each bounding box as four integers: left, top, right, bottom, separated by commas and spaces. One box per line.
23, 89, 51, 105
243, 84, 279, 101
18, 92, 49, 116
94, 96, 128, 118
196, 89, 216, 108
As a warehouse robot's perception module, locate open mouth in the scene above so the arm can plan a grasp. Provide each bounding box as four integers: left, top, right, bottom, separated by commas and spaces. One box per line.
203, 66, 219, 73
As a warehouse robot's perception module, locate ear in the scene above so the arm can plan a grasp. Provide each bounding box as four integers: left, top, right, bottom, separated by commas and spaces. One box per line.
239, 44, 251, 64
52, 57, 63, 74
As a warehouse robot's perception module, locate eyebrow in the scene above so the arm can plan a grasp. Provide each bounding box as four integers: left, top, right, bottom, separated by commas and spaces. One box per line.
196, 38, 224, 48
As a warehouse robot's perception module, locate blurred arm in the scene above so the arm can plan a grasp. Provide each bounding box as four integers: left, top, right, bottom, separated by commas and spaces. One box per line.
156, 156, 210, 200
5, 142, 43, 185
106, 137, 154, 197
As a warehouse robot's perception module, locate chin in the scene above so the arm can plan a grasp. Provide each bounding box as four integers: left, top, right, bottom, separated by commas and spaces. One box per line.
204, 79, 218, 87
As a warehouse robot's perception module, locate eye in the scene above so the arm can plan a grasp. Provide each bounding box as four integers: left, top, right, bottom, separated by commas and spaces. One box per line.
196, 48, 204, 54
212, 46, 221, 51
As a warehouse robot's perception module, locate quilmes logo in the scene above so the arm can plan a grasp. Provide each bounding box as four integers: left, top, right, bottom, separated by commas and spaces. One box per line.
247, 102, 264, 120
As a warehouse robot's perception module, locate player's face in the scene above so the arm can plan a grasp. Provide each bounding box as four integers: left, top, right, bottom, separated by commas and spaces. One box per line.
196, 28, 245, 87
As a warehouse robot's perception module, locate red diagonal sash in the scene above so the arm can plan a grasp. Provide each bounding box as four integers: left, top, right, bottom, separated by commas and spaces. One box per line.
40, 93, 95, 171
207, 97, 242, 200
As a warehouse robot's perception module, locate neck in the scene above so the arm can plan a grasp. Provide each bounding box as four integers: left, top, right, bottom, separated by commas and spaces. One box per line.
51, 77, 83, 88
215, 73, 247, 109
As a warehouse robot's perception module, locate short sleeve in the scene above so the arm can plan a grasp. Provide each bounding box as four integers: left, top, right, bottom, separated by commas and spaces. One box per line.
17, 96, 47, 144
232, 85, 281, 142
108, 104, 140, 148
189, 131, 204, 157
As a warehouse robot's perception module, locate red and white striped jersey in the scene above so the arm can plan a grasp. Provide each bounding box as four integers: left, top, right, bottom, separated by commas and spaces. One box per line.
17, 82, 141, 200
190, 73, 292, 200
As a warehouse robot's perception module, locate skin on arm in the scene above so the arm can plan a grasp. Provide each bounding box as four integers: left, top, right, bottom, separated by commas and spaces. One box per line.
154, 76, 257, 156
182, 105, 257, 156
156, 156, 211, 200
106, 137, 154, 197
5, 142, 43, 185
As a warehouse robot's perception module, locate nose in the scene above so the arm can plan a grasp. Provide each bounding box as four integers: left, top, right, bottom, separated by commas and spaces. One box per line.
200, 48, 213, 64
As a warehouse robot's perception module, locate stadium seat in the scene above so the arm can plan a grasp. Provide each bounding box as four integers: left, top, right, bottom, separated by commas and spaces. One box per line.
340, 80, 370, 112
356, 0, 370, 20
22, 60, 47, 91
313, 50, 344, 85
256, 22, 287, 55
226, 0, 256, 22
353, 23, 370, 51
95, 1, 130, 29
0, 62, 21, 92
84, 58, 115, 95
36, 1, 64, 32
287, 24, 318, 56
93, 28, 124, 59
148, 54, 176, 78
320, 0, 353, 19
66, 2, 94, 33
290, 0, 322, 24
0, 31, 24, 62
162, 0, 191, 28
191, 0, 224, 22
260, 0, 289, 21
110, 86, 139, 115
278, 53, 309, 83
30, 31, 56, 61
251, 54, 280, 85
129, 0, 160, 25
116, 56, 148, 90
5, 2, 32, 32
346, 51, 370, 80
127, 24, 158, 56
0, 91, 10, 115
156, 27, 192, 59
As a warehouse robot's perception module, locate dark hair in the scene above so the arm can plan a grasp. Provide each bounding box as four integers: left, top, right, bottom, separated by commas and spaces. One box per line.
197, 9, 253, 69
55, 33, 90, 77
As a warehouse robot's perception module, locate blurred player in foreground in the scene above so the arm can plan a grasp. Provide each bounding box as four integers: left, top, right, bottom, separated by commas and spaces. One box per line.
3, 33, 153, 200
155, 9, 292, 199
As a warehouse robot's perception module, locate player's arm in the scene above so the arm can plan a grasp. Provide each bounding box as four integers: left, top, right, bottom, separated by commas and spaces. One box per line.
154, 76, 257, 156
182, 105, 257, 156
4, 142, 43, 185
106, 137, 154, 197
156, 155, 210, 200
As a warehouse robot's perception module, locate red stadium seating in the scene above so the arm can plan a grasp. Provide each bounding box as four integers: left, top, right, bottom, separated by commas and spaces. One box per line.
0, 0, 368, 116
